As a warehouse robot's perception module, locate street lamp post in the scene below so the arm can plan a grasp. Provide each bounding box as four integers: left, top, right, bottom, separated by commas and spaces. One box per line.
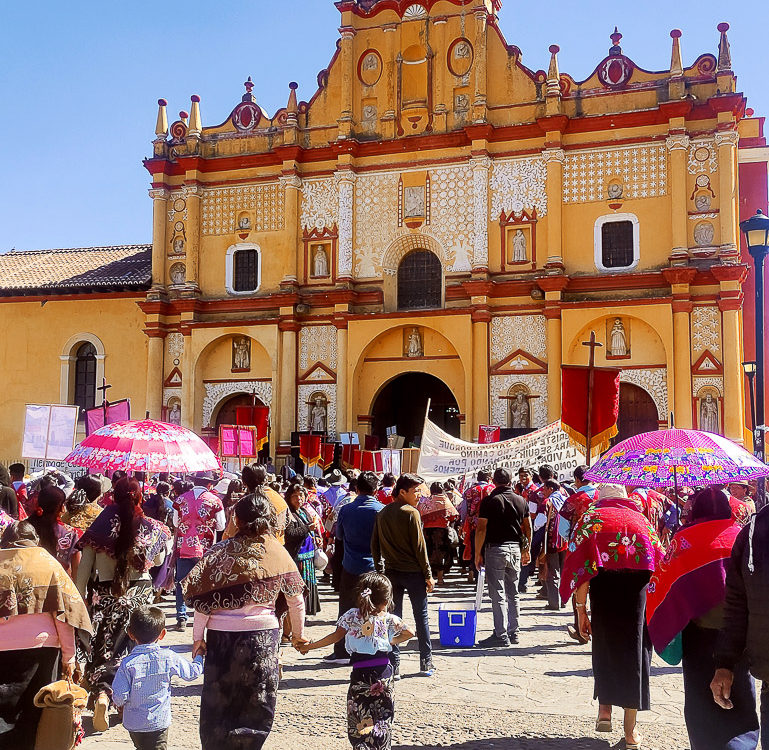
742, 360, 758, 452
740, 209, 769, 508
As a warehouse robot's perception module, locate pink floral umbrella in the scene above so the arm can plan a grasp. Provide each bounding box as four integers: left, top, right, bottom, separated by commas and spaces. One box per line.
65, 420, 221, 475
584, 428, 769, 488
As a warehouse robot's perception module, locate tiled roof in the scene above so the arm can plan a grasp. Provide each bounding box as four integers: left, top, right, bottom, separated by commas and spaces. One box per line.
0, 245, 152, 295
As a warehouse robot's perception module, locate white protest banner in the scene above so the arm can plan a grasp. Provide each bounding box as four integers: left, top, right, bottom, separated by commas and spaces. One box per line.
21, 404, 79, 461
417, 419, 586, 480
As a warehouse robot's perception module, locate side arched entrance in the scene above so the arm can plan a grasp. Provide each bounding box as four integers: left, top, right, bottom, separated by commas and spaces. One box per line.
371, 373, 460, 447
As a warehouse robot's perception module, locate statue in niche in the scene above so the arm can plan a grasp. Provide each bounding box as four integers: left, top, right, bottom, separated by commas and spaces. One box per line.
404, 187, 425, 218
512, 229, 527, 262
238, 215, 252, 230
168, 402, 181, 425
607, 182, 623, 200
511, 393, 530, 429
313, 246, 329, 277
700, 393, 719, 433
610, 318, 628, 357
170, 263, 186, 286
455, 41, 471, 59
695, 194, 712, 212
406, 328, 423, 358
172, 237, 185, 254
310, 397, 327, 433
232, 336, 251, 371
362, 53, 379, 72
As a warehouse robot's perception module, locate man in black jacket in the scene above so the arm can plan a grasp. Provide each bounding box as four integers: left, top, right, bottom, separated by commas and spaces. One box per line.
712, 505, 769, 745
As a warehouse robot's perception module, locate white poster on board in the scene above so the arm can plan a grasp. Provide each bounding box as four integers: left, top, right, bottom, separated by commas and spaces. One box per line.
21, 404, 79, 461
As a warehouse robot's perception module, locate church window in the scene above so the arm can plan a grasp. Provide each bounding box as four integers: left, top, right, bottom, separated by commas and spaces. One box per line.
594, 213, 640, 272
225, 243, 262, 295
74, 342, 96, 413
397, 249, 442, 310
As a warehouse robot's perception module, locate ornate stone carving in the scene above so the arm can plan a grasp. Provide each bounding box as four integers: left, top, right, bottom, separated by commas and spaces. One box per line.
490, 374, 548, 429
490, 315, 547, 363
693, 375, 724, 396
201, 183, 283, 235
694, 221, 715, 246
688, 139, 718, 175
471, 156, 491, 267
666, 134, 690, 152
490, 157, 548, 219
563, 144, 667, 204
336, 170, 356, 276
542, 148, 565, 164
691, 306, 721, 355
163, 387, 182, 407
166, 333, 184, 361
202, 380, 273, 428
353, 171, 400, 278
299, 325, 338, 371
429, 164, 474, 269
714, 130, 739, 148
297, 383, 337, 439
300, 178, 338, 231
619, 369, 668, 421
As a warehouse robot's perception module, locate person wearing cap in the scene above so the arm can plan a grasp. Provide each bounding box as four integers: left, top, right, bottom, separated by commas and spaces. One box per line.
172, 472, 225, 631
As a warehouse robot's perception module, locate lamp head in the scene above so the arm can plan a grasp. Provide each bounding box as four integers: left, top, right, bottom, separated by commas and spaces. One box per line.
742, 360, 757, 377
740, 209, 769, 258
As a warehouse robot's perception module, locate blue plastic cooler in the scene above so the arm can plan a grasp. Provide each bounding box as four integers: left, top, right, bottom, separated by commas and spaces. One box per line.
438, 604, 477, 647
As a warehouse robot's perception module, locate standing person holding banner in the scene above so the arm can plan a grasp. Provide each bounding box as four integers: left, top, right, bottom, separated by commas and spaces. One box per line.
475, 468, 532, 647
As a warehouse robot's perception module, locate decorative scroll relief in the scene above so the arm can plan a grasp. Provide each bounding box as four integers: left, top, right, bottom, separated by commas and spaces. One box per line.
563, 144, 667, 204
300, 178, 338, 231
202, 380, 273, 428
297, 384, 337, 440
201, 183, 283, 235
490, 157, 548, 218
619, 369, 668, 421
299, 325, 338, 371
471, 157, 491, 267
163, 387, 182, 407
490, 315, 547, 363
166, 333, 184, 360
429, 164, 474, 271
688, 139, 718, 176
337, 172, 356, 276
353, 172, 400, 278
490, 374, 548, 430
693, 376, 724, 397
692, 306, 721, 356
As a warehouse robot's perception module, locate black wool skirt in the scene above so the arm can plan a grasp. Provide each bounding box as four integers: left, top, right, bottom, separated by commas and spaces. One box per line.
589, 569, 652, 710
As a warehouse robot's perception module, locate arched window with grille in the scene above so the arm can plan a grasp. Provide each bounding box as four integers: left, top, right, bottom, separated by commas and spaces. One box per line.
397, 249, 442, 310
73, 342, 97, 413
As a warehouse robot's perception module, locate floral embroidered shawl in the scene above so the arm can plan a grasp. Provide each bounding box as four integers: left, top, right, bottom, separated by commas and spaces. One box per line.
559, 497, 664, 605
76, 505, 170, 573
182, 532, 305, 615
0, 543, 93, 634
646, 518, 741, 662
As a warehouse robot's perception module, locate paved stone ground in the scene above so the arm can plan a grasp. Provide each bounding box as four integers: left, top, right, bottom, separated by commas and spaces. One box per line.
81, 570, 690, 749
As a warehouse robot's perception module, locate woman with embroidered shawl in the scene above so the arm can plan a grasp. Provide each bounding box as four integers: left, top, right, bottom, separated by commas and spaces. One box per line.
0, 520, 92, 748
184, 491, 307, 750
647, 487, 759, 750
561, 484, 664, 749
418, 482, 459, 585
75, 476, 170, 731
284, 483, 321, 617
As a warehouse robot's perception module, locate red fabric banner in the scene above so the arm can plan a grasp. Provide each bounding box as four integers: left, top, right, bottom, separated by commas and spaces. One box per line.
299, 434, 322, 467
478, 425, 501, 444
561, 365, 620, 454
364, 434, 380, 451
85, 399, 131, 436
342, 444, 357, 468
320, 443, 336, 470
236, 406, 270, 451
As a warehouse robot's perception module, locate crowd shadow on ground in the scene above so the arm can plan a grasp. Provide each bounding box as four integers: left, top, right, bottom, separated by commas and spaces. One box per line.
395, 737, 619, 749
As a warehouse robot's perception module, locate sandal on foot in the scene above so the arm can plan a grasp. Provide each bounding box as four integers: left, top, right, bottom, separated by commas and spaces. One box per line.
567, 624, 589, 645
595, 718, 613, 733
625, 735, 643, 749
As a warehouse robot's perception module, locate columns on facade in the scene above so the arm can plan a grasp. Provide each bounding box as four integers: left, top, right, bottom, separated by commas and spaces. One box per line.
338, 26, 356, 138
381, 23, 397, 139
713, 264, 749, 443
145, 333, 164, 420
180, 332, 195, 429
277, 313, 299, 444
666, 130, 690, 260
335, 167, 356, 280
149, 188, 168, 291
471, 306, 491, 435
472, 9, 488, 122
543, 147, 565, 269
663, 268, 697, 429
280, 166, 302, 285
183, 180, 202, 293
470, 153, 491, 272
716, 128, 740, 258
334, 313, 349, 435
537, 277, 569, 423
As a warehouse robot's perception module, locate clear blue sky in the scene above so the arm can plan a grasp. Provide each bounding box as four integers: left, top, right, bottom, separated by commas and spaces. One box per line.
0, 0, 764, 251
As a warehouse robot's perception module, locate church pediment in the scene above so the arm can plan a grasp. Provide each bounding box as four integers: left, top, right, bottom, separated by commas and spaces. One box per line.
490, 349, 547, 375
692, 349, 723, 376
298, 361, 337, 384
163, 367, 183, 387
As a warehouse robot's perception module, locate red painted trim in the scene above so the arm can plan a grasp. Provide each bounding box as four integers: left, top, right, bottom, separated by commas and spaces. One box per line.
560, 296, 674, 309
364, 355, 460, 362
0, 291, 145, 303
202, 378, 271, 384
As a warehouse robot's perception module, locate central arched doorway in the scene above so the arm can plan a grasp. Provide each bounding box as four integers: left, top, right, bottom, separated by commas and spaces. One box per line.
615, 383, 659, 443
371, 373, 459, 447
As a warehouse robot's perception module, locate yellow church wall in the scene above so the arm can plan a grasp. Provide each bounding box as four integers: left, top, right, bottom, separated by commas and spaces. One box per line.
0, 297, 148, 461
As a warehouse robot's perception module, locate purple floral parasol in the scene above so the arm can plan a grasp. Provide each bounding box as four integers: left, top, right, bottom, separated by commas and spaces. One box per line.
584, 429, 769, 488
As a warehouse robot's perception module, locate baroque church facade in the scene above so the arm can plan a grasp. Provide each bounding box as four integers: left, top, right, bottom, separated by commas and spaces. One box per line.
1, 0, 768, 461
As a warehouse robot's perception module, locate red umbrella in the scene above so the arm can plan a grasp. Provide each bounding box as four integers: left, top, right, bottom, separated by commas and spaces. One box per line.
65, 419, 221, 475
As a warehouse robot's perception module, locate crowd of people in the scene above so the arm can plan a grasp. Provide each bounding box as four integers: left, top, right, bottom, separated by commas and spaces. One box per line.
0, 456, 766, 750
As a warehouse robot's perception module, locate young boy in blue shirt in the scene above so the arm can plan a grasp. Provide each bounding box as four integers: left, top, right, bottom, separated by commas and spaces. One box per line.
112, 606, 203, 750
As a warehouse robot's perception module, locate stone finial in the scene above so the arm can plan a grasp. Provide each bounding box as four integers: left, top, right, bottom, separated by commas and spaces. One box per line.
546, 45, 561, 97
188, 95, 202, 136
287, 82, 298, 114
669, 29, 683, 77
179, 110, 189, 125
609, 27, 623, 56
243, 76, 256, 103
717, 22, 732, 72
155, 98, 168, 139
